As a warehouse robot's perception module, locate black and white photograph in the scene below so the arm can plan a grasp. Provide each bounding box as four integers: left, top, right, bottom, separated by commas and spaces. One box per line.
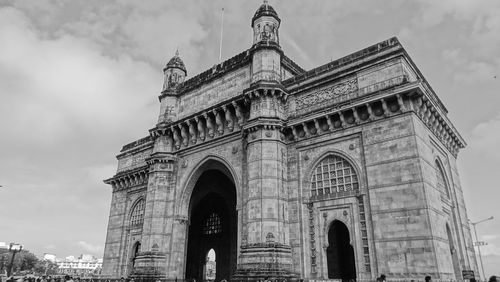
0, 1, 499, 282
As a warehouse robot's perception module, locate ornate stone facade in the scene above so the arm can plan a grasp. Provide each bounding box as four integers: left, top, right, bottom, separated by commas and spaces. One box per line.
102, 2, 478, 281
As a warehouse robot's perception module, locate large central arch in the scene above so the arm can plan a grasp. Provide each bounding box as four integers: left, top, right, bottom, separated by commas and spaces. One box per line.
184, 164, 238, 282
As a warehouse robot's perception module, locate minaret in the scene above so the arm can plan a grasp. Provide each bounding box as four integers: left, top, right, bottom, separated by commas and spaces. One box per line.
252, 0, 280, 46
162, 49, 187, 91
158, 50, 186, 124
237, 1, 295, 280
131, 51, 187, 280
250, 0, 282, 83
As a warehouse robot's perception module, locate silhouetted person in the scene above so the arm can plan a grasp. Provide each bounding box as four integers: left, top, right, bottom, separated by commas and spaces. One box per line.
489, 276, 498, 282
425, 276, 431, 282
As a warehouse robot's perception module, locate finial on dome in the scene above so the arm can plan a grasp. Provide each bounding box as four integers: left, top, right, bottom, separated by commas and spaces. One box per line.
251, 1, 280, 28
164, 50, 187, 75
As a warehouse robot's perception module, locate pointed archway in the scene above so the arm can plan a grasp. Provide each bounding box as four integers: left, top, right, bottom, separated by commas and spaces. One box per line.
326, 220, 356, 280
185, 169, 237, 281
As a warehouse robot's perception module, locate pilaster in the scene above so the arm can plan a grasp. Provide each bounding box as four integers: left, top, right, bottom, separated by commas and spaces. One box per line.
235, 86, 296, 281
131, 134, 177, 279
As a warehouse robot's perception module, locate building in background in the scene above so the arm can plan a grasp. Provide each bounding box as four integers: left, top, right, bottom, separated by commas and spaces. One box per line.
101, 2, 479, 281
43, 254, 56, 263
56, 255, 102, 277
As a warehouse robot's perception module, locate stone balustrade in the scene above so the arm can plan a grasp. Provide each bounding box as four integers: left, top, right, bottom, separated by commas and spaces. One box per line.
150, 98, 247, 151
105, 165, 149, 191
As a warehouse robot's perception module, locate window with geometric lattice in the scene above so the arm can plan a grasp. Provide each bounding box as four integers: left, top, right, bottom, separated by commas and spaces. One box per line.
130, 199, 145, 227
310, 155, 359, 198
435, 161, 450, 198
203, 213, 222, 235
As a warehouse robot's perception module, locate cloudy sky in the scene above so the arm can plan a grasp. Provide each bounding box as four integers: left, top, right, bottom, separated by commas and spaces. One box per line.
0, 0, 499, 276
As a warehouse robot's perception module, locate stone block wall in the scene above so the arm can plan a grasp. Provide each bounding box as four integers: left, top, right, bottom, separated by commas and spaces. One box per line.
412, 114, 479, 276
102, 187, 147, 278
360, 113, 440, 277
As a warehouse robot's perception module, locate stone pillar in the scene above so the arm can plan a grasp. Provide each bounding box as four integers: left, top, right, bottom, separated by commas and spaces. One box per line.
235, 90, 295, 281
132, 135, 177, 280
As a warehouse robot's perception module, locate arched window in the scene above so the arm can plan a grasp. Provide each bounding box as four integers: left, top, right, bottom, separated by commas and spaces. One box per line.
130, 198, 145, 227
435, 160, 450, 198
204, 213, 222, 235
310, 155, 359, 198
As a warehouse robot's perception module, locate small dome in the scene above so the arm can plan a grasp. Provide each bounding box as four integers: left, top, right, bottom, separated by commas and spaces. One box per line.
251, 1, 280, 27
165, 50, 187, 74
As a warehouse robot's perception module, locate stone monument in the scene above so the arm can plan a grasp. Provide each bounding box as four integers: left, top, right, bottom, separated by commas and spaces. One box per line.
102, 2, 479, 281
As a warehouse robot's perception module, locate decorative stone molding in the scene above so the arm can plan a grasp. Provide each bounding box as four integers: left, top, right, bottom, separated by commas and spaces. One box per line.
149, 98, 247, 151
285, 91, 408, 142
294, 77, 358, 112
104, 166, 149, 192
307, 202, 317, 274
411, 95, 465, 157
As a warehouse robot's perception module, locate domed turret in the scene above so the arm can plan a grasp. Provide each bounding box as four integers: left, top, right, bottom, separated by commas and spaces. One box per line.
162, 50, 187, 92
252, 0, 280, 27
251, 0, 280, 46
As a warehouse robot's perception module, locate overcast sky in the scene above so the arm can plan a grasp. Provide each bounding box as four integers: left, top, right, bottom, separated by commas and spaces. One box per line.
0, 0, 499, 277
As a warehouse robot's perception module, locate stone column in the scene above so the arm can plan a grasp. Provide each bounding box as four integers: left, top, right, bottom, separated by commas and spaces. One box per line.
235, 90, 295, 281
132, 134, 177, 280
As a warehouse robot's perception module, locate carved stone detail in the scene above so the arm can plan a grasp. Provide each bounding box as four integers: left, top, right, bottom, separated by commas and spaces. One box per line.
294, 77, 358, 111
307, 203, 317, 274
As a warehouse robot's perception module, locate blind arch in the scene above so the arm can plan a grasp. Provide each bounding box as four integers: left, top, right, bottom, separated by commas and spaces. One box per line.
435, 160, 450, 198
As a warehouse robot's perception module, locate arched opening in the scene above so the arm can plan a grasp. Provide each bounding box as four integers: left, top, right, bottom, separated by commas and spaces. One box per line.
185, 169, 237, 282
446, 224, 461, 280
326, 220, 356, 280
204, 249, 216, 281
128, 241, 141, 275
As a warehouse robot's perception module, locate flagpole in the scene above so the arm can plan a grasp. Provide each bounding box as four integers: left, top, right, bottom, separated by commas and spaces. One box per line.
219, 8, 224, 61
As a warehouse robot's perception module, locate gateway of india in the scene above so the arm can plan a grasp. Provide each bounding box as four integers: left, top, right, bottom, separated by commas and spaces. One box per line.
102, 2, 479, 281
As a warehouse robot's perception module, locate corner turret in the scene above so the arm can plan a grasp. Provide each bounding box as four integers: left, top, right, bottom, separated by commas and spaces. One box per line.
162, 50, 187, 92
251, 0, 280, 46
158, 50, 186, 124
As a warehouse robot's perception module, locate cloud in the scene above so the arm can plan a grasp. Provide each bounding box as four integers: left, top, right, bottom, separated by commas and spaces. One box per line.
470, 114, 500, 161
77, 241, 104, 255
483, 234, 500, 241
0, 0, 499, 268
45, 244, 56, 250
481, 243, 500, 257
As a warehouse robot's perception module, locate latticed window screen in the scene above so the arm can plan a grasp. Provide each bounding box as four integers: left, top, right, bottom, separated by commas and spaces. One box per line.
130, 199, 145, 226
204, 213, 222, 235
435, 161, 450, 197
310, 155, 359, 197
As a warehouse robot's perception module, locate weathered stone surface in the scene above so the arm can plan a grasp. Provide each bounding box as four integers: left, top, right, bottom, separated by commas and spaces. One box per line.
101, 3, 477, 282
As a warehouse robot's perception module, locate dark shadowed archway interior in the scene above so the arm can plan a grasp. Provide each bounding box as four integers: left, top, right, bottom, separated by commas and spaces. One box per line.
186, 169, 237, 282
326, 220, 356, 280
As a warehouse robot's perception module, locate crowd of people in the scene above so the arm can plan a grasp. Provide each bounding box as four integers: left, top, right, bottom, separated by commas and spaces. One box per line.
2, 275, 499, 282
3, 275, 99, 282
